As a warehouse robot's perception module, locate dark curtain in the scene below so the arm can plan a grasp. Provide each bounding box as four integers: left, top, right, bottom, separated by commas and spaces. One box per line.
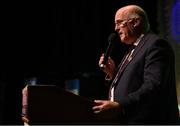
0, 0, 157, 124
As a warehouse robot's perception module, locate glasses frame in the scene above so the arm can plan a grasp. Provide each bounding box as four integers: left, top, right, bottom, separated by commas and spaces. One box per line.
115, 18, 135, 28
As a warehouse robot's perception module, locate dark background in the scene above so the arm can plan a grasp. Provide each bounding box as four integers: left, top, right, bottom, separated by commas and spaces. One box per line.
0, 0, 160, 124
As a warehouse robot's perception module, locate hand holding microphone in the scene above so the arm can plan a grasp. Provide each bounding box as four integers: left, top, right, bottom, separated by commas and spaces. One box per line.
99, 33, 117, 68
99, 54, 116, 76
99, 33, 118, 79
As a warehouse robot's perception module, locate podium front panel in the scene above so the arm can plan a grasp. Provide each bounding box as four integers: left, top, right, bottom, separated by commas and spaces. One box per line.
22, 85, 95, 124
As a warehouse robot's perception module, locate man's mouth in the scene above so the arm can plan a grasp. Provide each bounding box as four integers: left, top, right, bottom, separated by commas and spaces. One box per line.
119, 32, 122, 35
119, 32, 123, 37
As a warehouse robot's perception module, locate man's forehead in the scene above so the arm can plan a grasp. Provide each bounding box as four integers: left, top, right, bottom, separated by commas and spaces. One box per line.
115, 9, 128, 19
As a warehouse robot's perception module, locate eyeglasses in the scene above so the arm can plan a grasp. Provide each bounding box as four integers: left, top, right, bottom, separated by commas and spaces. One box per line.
115, 18, 134, 28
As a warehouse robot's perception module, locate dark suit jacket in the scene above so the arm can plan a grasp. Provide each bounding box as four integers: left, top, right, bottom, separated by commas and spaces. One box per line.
113, 32, 179, 124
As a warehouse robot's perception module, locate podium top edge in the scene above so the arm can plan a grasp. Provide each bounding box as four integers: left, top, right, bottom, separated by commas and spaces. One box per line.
26, 84, 56, 87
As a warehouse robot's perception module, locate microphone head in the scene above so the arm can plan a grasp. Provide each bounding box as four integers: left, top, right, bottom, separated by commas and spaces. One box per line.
108, 32, 118, 43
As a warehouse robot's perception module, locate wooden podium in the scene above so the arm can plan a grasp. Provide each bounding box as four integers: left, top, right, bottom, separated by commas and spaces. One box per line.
22, 85, 118, 125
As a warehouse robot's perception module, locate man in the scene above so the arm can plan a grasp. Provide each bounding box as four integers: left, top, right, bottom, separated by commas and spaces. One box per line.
92, 5, 179, 124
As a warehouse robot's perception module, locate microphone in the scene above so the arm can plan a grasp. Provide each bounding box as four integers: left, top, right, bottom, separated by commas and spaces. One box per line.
100, 33, 117, 68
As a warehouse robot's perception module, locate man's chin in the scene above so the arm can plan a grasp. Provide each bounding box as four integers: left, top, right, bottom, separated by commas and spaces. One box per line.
120, 39, 127, 44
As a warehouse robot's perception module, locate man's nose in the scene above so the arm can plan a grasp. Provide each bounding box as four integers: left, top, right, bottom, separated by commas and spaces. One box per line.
115, 26, 119, 33
115, 25, 118, 31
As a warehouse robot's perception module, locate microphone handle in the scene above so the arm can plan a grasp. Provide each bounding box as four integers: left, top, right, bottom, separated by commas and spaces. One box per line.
100, 41, 113, 68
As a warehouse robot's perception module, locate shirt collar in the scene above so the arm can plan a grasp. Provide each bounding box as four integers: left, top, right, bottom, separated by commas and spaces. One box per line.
133, 34, 144, 46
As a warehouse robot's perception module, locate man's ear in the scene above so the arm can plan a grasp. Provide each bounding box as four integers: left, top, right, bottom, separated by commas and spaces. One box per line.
133, 18, 140, 27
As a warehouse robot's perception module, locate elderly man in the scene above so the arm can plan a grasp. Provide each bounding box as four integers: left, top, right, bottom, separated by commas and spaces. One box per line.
93, 5, 179, 124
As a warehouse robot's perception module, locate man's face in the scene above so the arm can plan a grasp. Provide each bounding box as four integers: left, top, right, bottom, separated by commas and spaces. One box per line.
114, 10, 136, 44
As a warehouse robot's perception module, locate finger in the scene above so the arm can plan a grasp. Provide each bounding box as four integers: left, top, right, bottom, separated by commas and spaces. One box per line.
92, 106, 102, 114
100, 56, 104, 62
94, 110, 101, 114
92, 106, 100, 111
99, 64, 106, 68
100, 54, 104, 59
94, 100, 104, 104
99, 57, 105, 66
